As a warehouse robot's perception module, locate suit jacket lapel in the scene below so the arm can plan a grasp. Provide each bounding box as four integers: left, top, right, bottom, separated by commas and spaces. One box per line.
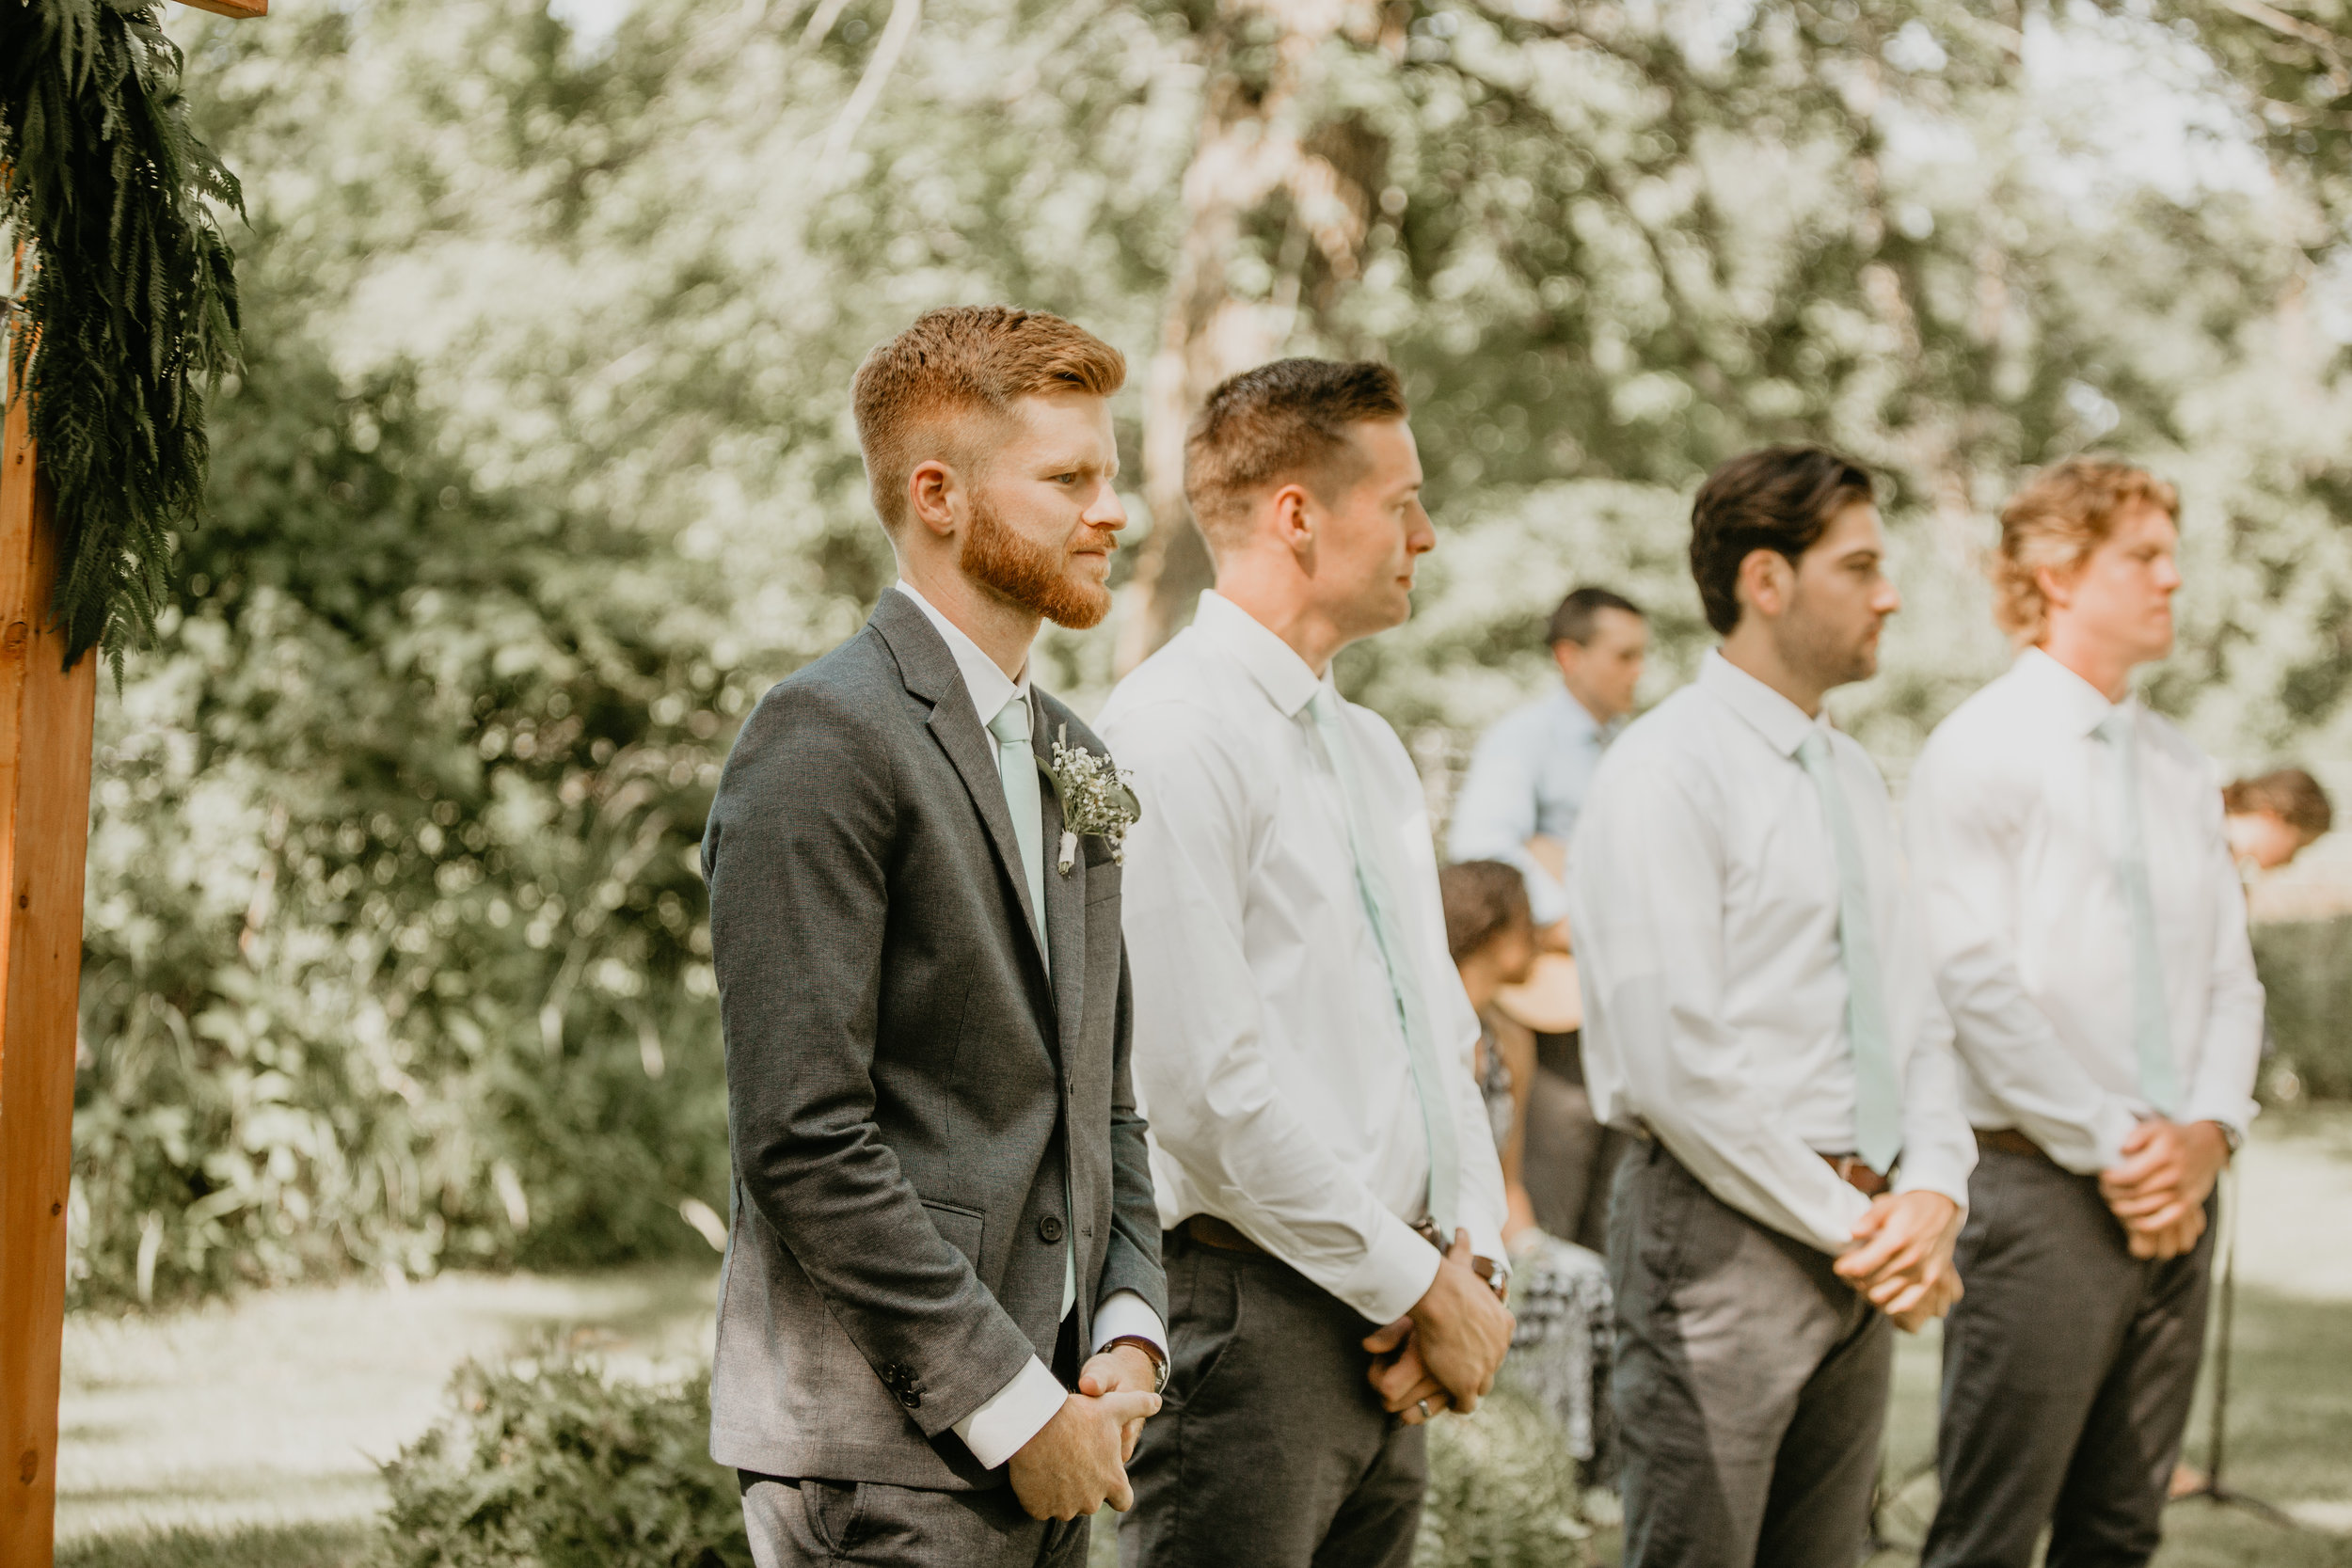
1034, 705, 1087, 1061
868, 594, 1049, 978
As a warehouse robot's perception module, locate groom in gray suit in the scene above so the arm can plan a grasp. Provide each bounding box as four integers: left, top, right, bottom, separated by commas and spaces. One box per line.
703, 307, 1168, 1566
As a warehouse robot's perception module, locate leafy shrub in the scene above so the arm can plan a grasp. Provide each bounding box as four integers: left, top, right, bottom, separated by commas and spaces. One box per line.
381, 1353, 751, 1568
1416, 1387, 1595, 1568
382, 1353, 1585, 1568
71, 311, 746, 1305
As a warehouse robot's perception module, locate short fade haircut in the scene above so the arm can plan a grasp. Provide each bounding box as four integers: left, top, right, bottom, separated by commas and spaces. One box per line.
1439, 860, 1533, 964
1184, 358, 1407, 554
1992, 456, 2180, 646
2224, 768, 2333, 841
1548, 586, 1644, 647
850, 306, 1126, 531
1688, 446, 1876, 636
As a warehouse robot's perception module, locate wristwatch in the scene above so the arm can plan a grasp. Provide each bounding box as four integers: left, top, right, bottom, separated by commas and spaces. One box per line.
2210, 1120, 2245, 1159
1105, 1335, 1169, 1394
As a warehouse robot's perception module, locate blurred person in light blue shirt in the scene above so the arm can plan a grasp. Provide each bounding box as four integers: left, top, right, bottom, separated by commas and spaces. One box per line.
1448, 586, 1648, 940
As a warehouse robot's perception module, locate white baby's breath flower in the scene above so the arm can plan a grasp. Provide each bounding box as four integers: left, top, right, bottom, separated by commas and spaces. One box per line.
1045, 726, 1141, 874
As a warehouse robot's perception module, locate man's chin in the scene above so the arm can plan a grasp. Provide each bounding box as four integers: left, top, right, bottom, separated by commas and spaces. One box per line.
1042, 581, 1112, 631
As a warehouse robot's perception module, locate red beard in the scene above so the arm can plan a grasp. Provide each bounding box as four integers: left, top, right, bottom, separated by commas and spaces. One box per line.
961, 498, 1112, 630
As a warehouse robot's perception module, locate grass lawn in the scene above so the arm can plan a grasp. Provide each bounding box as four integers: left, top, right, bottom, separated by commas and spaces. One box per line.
52, 1112, 2352, 1567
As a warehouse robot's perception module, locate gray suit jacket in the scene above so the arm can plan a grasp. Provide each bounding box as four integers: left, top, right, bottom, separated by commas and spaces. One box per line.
702, 590, 1166, 1489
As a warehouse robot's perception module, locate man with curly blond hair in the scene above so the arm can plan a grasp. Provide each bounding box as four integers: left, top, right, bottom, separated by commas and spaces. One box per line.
1905, 457, 2264, 1568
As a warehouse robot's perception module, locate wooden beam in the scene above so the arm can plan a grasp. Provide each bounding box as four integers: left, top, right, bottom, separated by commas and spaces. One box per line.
0, 387, 100, 1568
171, 0, 269, 16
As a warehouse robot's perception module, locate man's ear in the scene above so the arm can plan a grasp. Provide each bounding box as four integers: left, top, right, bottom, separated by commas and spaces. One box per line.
1735, 546, 1791, 621
1268, 482, 1316, 554
2034, 560, 2078, 615
907, 458, 961, 540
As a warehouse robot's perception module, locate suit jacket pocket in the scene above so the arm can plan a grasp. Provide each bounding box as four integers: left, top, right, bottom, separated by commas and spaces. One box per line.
922, 1198, 986, 1276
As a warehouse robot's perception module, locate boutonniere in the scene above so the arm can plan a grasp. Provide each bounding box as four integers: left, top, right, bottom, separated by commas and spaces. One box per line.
1045, 724, 1142, 875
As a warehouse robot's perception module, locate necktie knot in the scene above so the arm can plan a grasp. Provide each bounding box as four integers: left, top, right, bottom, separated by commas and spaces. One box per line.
2094, 706, 2133, 747
1796, 730, 1833, 773
989, 696, 1032, 750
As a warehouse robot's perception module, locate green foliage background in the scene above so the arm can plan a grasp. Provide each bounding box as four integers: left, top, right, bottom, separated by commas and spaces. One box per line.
64, 0, 2352, 1302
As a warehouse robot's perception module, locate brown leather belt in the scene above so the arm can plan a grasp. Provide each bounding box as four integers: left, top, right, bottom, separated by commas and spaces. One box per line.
1183, 1213, 1499, 1285
1184, 1213, 1263, 1255
1975, 1128, 2049, 1162
1820, 1152, 1891, 1198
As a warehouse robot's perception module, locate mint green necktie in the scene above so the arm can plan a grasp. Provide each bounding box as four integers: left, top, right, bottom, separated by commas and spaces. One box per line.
2094, 707, 2179, 1116
1309, 689, 1459, 1240
989, 694, 1073, 1317
987, 697, 1049, 963
1795, 732, 1903, 1174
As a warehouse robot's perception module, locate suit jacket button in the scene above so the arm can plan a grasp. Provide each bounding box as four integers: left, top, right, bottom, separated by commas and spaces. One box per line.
898, 1387, 922, 1410
1038, 1214, 1066, 1243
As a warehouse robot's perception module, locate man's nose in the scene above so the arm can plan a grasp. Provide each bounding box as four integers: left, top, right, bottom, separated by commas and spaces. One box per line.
1088, 483, 1129, 531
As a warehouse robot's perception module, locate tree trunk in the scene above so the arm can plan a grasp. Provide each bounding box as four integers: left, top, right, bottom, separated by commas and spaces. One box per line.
1115, 0, 1400, 673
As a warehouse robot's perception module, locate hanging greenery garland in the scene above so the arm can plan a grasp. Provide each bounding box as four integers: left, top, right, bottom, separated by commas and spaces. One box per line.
0, 0, 242, 671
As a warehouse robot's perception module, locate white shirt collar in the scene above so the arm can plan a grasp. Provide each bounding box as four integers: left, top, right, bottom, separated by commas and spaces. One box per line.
2012, 645, 2130, 737
1696, 649, 1829, 759
893, 581, 1030, 729
1190, 590, 1325, 719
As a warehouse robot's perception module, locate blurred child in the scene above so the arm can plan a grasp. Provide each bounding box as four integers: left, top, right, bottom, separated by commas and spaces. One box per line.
1439, 859, 1615, 1480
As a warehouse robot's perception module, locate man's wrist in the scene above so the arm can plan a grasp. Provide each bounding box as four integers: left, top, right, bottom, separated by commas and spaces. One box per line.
2201, 1119, 2243, 1160
1103, 1335, 1168, 1394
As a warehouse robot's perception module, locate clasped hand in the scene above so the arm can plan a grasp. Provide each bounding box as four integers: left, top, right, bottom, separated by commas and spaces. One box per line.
2100, 1117, 2228, 1260
1006, 1347, 1161, 1522
1362, 1228, 1515, 1426
1833, 1190, 1963, 1332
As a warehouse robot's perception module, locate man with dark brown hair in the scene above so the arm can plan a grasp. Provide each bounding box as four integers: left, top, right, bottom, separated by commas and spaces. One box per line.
705, 306, 1167, 1567
1101, 359, 1515, 1568
1909, 457, 2264, 1568
1569, 446, 1973, 1568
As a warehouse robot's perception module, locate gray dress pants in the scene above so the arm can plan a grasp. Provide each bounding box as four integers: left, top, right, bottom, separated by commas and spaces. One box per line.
1609, 1140, 1893, 1568
1121, 1227, 1428, 1568
1921, 1144, 2217, 1568
739, 1473, 1091, 1568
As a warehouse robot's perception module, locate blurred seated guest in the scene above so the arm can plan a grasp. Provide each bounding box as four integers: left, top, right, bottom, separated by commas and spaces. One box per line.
1447, 587, 1649, 1249
2167, 765, 2329, 1502
1449, 586, 1648, 941
2223, 767, 2332, 874
1440, 859, 1616, 1481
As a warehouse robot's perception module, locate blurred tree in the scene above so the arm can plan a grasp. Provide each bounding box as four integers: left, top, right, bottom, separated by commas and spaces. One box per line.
72, 0, 2352, 1299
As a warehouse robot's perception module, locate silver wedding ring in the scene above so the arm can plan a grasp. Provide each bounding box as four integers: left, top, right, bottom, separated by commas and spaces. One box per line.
1416, 1398, 1433, 1420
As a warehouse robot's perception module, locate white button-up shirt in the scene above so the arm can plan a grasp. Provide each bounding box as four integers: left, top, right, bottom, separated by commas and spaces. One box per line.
891, 583, 1165, 1469
1903, 647, 2265, 1173
1099, 591, 1511, 1325
1566, 652, 1974, 1253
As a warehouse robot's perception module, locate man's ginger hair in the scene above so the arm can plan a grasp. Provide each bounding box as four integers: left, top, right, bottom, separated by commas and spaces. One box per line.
1991, 456, 2180, 645
851, 306, 1126, 531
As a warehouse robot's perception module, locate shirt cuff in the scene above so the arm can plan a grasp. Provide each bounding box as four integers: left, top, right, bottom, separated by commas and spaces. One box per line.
1329, 1210, 1445, 1325
1089, 1289, 1168, 1361
949, 1355, 1068, 1471
1892, 1158, 1971, 1218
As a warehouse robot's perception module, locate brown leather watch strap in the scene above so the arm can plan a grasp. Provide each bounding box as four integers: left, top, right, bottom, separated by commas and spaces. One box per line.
1104, 1334, 1168, 1393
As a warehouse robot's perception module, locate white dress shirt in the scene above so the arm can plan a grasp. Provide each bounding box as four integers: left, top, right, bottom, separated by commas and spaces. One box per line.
1566, 652, 1975, 1254
1903, 647, 2265, 1172
891, 583, 1166, 1469
1098, 591, 1511, 1326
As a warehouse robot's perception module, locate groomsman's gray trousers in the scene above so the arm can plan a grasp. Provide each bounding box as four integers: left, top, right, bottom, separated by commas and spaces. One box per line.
1120, 1224, 1428, 1568
739, 1474, 1092, 1567
1609, 1139, 1893, 1568
1921, 1140, 2216, 1568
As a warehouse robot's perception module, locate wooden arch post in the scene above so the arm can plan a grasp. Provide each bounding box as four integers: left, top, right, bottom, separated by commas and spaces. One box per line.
0, 3, 262, 1561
